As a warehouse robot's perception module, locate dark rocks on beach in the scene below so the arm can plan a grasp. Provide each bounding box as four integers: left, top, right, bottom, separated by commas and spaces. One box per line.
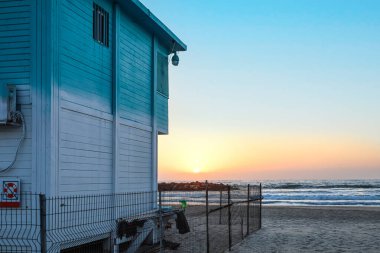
158, 181, 237, 191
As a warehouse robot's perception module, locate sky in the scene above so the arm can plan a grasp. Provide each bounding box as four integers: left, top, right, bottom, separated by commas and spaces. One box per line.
140, 0, 380, 181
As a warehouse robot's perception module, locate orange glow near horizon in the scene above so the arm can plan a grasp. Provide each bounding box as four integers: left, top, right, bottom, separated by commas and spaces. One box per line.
158, 130, 380, 181
140, 0, 380, 181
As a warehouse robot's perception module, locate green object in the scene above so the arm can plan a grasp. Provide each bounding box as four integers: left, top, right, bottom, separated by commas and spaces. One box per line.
179, 200, 188, 209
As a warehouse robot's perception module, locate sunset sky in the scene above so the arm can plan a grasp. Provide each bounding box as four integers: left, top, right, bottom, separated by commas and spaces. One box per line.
141, 0, 380, 181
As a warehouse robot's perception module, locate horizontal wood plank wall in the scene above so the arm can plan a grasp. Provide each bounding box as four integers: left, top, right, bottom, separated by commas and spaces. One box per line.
58, 0, 114, 195
156, 93, 168, 134
0, 0, 33, 192
0, 105, 32, 190
59, 0, 112, 114
118, 12, 153, 192
58, 0, 155, 194
118, 124, 152, 192
156, 42, 169, 134
59, 108, 113, 194
119, 14, 152, 126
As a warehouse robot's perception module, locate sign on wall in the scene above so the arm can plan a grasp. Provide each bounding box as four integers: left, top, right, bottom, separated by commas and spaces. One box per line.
0, 179, 20, 208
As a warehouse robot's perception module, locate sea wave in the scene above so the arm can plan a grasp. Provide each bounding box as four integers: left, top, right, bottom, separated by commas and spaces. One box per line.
263, 194, 380, 201
262, 182, 380, 189
163, 180, 380, 206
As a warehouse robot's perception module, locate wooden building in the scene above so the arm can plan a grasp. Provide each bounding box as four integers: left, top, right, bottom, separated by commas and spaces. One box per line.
0, 0, 186, 196
1, 1, 187, 251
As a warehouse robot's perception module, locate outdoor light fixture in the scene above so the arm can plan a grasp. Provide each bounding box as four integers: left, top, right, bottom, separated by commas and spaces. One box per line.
171, 52, 179, 66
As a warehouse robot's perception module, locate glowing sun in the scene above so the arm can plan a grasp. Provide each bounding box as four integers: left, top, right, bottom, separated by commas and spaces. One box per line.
192, 167, 201, 174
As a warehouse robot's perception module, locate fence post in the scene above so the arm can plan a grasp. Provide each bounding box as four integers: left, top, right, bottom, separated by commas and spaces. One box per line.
206, 180, 209, 253
228, 185, 231, 251
39, 194, 47, 253
113, 194, 119, 253
259, 183, 262, 229
246, 184, 250, 236
219, 190, 222, 225
159, 191, 163, 253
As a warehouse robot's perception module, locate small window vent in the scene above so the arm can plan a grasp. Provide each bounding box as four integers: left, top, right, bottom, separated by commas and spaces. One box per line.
93, 3, 109, 47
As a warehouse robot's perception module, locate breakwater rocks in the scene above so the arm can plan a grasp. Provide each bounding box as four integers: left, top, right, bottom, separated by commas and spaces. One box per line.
158, 181, 238, 191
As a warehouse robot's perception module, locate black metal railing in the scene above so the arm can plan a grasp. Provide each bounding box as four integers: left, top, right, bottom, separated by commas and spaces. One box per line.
0, 183, 262, 253
0, 193, 41, 253
159, 183, 262, 253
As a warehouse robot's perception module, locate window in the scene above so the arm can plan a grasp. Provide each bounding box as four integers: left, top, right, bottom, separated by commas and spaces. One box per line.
157, 53, 169, 97
93, 3, 109, 47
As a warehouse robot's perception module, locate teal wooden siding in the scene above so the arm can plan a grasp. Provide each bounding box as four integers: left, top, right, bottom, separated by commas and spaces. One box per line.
59, 0, 113, 114
157, 93, 168, 134
0, 0, 33, 192
117, 11, 153, 192
156, 44, 169, 134
119, 13, 152, 126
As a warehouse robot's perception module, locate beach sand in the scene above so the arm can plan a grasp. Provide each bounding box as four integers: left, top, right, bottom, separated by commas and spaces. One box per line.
229, 206, 380, 253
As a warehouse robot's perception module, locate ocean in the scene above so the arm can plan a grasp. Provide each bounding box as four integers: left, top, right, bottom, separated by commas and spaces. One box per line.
221, 179, 380, 206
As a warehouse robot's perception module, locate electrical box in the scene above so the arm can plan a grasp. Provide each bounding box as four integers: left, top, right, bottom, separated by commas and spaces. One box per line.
0, 85, 16, 125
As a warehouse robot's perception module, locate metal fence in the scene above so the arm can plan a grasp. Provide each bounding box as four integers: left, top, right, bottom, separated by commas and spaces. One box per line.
160, 183, 262, 253
0, 193, 41, 253
0, 183, 262, 253
44, 191, 157, 253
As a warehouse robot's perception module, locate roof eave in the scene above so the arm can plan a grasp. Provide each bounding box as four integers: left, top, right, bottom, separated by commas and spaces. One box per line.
117, 0, 187, 52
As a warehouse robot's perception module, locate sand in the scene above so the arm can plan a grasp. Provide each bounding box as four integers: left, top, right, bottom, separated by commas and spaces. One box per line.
161, 204, 259, 253
229, 206, 380, 253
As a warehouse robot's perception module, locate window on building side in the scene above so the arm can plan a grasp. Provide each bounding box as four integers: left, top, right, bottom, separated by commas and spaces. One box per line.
93, 3, 109, 47
157, 53, 169, 97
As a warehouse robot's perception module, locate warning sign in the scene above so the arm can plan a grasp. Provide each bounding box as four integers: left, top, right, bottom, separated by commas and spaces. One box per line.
0, 179, 20, 208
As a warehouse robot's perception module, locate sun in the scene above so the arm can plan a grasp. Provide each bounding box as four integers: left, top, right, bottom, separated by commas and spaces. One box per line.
192, 167, 201, 174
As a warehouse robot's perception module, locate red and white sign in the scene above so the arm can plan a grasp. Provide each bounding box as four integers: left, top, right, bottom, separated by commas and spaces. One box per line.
0, 179, 20, 208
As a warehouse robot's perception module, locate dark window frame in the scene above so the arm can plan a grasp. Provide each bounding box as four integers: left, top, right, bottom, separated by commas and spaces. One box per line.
93, 3, 109, 47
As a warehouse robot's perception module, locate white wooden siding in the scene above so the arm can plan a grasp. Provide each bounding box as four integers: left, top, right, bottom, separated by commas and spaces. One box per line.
0, 105, 32, 191
0, 0, 33, 192
59, 108, 113, 195
118, 124, 152, 192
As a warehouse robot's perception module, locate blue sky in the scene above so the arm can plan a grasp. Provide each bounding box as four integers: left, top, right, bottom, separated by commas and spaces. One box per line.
141, 0, 380, 180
